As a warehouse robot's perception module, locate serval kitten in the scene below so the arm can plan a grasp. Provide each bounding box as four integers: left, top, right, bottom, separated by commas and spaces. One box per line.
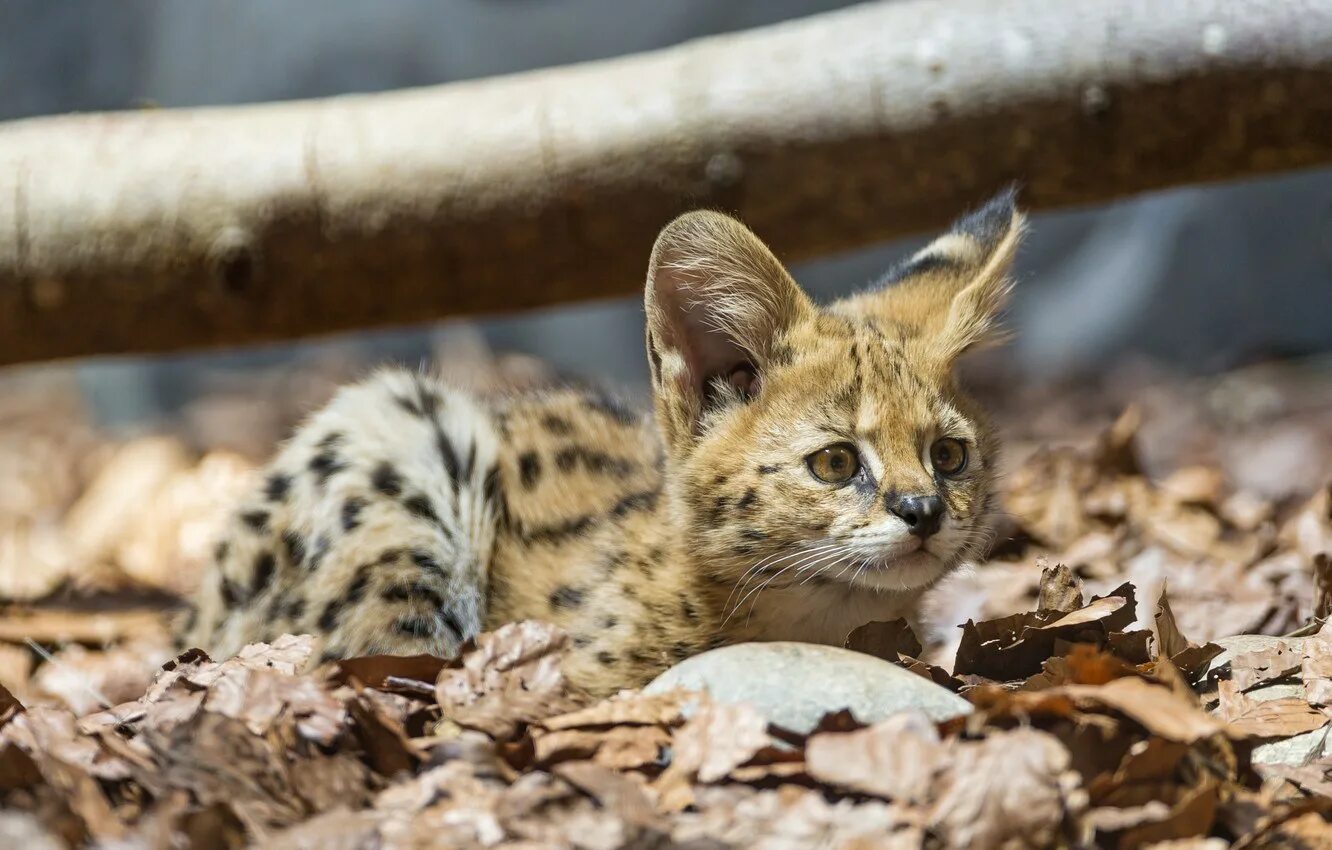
183, 190, 1025, 697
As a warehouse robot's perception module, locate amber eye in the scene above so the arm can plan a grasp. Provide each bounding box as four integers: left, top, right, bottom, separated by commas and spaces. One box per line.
930, 438, 968, 476
807, 444, 861, 484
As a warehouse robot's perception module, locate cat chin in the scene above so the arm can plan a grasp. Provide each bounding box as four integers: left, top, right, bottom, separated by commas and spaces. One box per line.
844, 549, 955, 593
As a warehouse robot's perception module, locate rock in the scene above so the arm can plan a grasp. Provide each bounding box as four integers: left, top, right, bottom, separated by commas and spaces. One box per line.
1206, 634, 1299, 678
1207, 634, 1331, 765
643, 641, 971, 735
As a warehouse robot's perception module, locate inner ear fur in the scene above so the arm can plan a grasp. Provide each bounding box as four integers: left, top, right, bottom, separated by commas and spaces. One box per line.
833, 188, 1026, 362
644, 210, 812, 449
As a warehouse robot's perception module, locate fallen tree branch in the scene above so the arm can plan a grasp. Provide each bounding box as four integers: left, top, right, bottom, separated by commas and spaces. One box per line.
1, 0, 1331, 366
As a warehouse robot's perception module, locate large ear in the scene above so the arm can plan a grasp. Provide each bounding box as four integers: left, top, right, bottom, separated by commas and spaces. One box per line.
833, 187, 1025, 363
645, 210, 813, 452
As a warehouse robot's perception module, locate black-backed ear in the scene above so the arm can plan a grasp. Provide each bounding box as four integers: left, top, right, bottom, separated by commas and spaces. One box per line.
832, 187, 1025, 363
645, 210, 813, 452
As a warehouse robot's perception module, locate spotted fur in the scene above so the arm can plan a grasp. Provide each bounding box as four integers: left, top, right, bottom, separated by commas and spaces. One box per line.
184, 191, 1025, 697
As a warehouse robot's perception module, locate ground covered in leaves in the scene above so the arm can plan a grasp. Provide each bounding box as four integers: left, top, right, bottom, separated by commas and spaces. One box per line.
2, 354, 1332, 848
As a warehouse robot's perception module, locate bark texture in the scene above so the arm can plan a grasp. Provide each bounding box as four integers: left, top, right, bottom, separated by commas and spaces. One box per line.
1, 0, 1331, 365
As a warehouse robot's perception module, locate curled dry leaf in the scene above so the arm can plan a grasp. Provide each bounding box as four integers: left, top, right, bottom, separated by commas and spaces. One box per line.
1037, 558, 1085, 614
1302, 637, 1332, 707
930, 727, 1086, 850
1229, 642, 1303, 692
955, 582, 1139, 680
435, 620, 578, 741
1062, 677, 1226, 744
806, 711, 941, 804
665, 701, 769, 784
538, 689, 690, 731
1217, 680, 1330, 740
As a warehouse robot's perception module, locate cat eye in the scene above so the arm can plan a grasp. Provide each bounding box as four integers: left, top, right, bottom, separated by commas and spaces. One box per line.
807, 444, 861, 484
930, 438, 968, 476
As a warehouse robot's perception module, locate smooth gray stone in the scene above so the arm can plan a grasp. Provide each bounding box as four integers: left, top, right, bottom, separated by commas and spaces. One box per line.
643, 641, 972, 735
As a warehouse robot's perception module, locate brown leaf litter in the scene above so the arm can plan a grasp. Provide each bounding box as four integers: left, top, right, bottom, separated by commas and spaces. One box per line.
2, 360, 1332, 846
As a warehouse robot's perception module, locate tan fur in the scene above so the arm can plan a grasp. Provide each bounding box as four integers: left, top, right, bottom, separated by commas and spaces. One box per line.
183, 191, 1025, 698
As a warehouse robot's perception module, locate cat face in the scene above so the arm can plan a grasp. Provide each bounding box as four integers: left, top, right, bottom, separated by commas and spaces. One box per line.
645, 190, 1022, 598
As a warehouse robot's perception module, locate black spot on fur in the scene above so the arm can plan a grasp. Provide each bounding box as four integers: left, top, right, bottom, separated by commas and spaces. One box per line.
672, 642, 692, 660
436, 431, 461, 484
583, 393, 638, 427
281, 531, 305, 565
372, 462, 403, 497
758, 464, 779, 475
736, 489, 758, 510
518, 452, 541, 489
440, 609, 465, 641
318, 648, 343, 665
541, 415, 572, 436
393, 395, 423, 417
394, 616, 436, 638
214, 540, 230, 562
555, 448, 577, 473
342, 497, 366, 532
578, 447, 634, 475
317, 431, 344, 450
520, 515, 594, 545
309, 450, 346, 484
220, 576, 243, 608
573, 635, 592, 648
307, 535, 330, 571
318, 600, 344, 631
682, 599, 699, 622
381, 582, 445, 609
596, 651, 617, 666
411, 549, 445, 577
707, 496, 729, 525
252, 553, 276, 596
403, 494, 440, 526
264, 473, 292, 502
741, 529, 768, 541
346, 565, 373, 603
283, 598, 306, 621
549, 585, 584, 609
601, 616, 618, 629
611, 489, 658, 517
484, 464, 508, 528
240, 509, 269, 533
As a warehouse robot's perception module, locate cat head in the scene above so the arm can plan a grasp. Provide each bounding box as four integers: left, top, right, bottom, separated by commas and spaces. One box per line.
644, 190, 1023, 598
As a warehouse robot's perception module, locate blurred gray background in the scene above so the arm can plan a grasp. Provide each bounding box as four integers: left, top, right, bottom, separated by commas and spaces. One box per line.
3, 0, 1331, 430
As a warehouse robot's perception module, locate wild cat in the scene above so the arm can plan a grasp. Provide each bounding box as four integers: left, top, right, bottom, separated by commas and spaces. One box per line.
183, 190, 1024, 697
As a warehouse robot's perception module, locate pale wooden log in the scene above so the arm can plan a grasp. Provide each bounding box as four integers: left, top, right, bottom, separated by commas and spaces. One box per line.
1, 0, 1330, 365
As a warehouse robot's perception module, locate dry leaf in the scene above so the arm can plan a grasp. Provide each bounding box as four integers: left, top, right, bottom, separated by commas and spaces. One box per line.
1218, 680, 1330, 739
666, 701, 768, 784
1037, 559, 1085, 614
930, 728, 1085, 850
435, 620, 577, 741
806, 711, 941, 803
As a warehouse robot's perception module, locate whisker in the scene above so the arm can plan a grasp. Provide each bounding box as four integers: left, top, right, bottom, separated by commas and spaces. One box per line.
723, 541, 845, 617
725, 543, 847, 625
